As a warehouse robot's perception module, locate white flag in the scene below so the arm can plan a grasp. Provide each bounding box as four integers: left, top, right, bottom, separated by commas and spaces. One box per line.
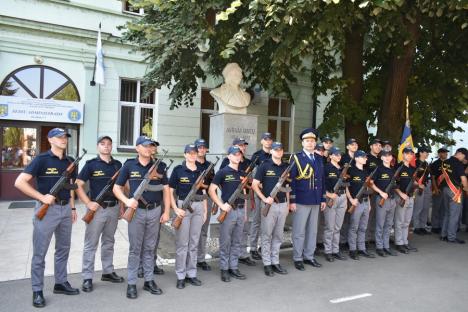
95, 24, 105, 85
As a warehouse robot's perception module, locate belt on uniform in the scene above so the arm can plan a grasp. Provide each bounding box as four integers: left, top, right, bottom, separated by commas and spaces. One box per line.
100, 201, 117, 208
54, 199, 69, 205
138, 201, 160, 210
359, 197, 369, 204
177, 194, 207, 202
336, 189, 346, 195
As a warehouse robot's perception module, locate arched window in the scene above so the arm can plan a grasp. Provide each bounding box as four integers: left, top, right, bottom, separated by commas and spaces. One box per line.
0, 65, 80, 101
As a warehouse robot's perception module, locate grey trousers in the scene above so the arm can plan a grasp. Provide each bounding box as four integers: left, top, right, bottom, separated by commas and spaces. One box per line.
240, 195, 255, 258
219, 206, 245, 270
441, 187, 462, 241
375, 196, 396, 249
413, 182, 431, 229
127, 206, 161, 285
340, 211, 350, 244
82, 204, 119, 279
175, 201, 204, 280
323, 194, 347, 254
366, 194, 377, 242
395, 197, 414, 245
316, 209, 325, 244
32, 202, 72, 291
197, 198, 212, 262
292, 204, 319, 261
248, 193, 262, 252
347, 199, 370, 251
431, 190, 445, 228
261, 202, 288, 265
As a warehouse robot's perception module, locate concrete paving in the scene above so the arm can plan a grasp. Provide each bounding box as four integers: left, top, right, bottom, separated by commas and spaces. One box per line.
1, 200, 468, 311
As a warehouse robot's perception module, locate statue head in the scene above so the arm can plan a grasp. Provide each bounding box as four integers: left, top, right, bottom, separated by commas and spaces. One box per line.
222, 63, 243, 86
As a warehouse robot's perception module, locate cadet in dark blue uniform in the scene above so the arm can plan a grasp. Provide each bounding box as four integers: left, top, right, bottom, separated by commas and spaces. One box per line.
75, 136, 124, 293
251, 142, 289, 276
209, 146, 248, 282
113, 136, 170, 299
15, 128, 79, 308
194, 138, 214, 271
339, 138, 358, 247
440, 148, 468, 243
289, 128, 326, 271
170, 144, 207, 289
323, 147, 348, 262
321, 134, 334, 160
413, 146, 432, 235
248, 132, 273, 261
345, 151, 373, 260
365, 138, 383, 243
430, 147, 449, 233
222, 138, 256, 266
371, 150, 397, 257
394, 148, 418, 253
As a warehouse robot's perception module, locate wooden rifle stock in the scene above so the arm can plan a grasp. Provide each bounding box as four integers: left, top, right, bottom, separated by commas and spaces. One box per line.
82, 209, 96, 224
35, 203, 50, 221
122, 207, 136, 222
173, 215, 183, 229
211, 203, 219, 215
217, 210, 227, 223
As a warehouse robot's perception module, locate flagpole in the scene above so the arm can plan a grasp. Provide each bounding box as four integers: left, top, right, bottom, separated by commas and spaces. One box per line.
90, 22, 101, 86
406, 96, 409, 121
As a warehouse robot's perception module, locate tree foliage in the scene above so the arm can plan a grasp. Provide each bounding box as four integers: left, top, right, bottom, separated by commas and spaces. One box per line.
121, 0, 468, 147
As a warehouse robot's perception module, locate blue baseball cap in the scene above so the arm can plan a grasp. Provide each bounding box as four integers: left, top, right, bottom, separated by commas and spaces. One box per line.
232, 138, 248, 145
354, 150, 367, 158
299, 128, 319, 141
227, 146, 241, 155
136, 135, 157, 146
48, 128, 71, 138
271, 142, 283, 150
261, 132, 273, 140
97, 135, 112, 144
321, 134, 334, 143
369, 138, 382, 145
315, 143, 325, 151
418, 146, 431, 153
381, 150, 392, 157
346, 138, 357, 146
194, 138, 207, 148
329, 147, 341, 155
184, 144, 198, 153
403, 147, 414, 154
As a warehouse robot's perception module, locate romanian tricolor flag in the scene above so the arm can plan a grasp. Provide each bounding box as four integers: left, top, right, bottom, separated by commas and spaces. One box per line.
398, 97, 415, 164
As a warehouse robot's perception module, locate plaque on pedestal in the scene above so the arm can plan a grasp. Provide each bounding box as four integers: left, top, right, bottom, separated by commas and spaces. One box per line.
209, 113, 258, 156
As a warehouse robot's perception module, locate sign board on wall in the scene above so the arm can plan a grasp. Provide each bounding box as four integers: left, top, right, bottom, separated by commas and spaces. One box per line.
0, 96, 84, 124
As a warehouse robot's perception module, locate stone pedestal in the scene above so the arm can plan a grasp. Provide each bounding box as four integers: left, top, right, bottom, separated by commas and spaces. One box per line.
209, 113, 258, 156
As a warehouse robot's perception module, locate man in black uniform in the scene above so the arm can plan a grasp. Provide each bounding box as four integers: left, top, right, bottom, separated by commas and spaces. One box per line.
440, 148, 468, 243
209, 146, 248, 282
430, 147, 449, 234
413, 146, 432, 235
340, 138, 359, 247
76, 136, 124, 292
248, 132, 273, 260
113, 136, 170, 299
15, 128, 79, 308
221, 138, 256, 266
194, 138, 214, 271
251, 141, 290, 276
366, 138, 382, 243
321, 134, 334, 159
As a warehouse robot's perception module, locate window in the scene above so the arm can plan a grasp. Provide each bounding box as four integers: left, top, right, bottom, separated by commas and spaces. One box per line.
122, 0, 144, 15
200, 89, 218, 148
0, 65, 80, 101
268, 97, 293, 152
119, 79, 155, 147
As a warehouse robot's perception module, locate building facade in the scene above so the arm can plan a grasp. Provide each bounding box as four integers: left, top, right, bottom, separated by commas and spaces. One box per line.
0, 0, 331, 200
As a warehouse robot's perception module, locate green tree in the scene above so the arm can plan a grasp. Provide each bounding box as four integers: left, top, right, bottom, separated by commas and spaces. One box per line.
121, 0, 468, 147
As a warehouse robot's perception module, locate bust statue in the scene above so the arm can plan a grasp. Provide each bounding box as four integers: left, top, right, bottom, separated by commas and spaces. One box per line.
210, 63, 251, 115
